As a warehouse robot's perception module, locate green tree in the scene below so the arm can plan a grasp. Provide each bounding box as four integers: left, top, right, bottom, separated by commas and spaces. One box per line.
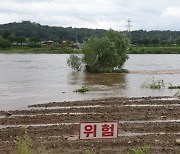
142, 38, 151, 46
2, 30, 11, 39
17, 36, 26, 45
176, 37, 180, 45
0, 38, 11, 49
161, 40, 170, 46
8, 35, 17, 43
68, 29, 130, 73
29, 37, 40, 43
152, 38, 160, 45
67, 54, 83, 71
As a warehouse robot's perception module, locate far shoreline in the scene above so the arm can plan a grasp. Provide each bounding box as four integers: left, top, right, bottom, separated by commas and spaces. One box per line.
1, 46, 180, 54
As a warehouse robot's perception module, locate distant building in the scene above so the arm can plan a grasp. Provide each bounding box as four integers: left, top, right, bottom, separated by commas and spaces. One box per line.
62, 40, 74, 45
46, 40, 54, 44
74, 42, 84, 49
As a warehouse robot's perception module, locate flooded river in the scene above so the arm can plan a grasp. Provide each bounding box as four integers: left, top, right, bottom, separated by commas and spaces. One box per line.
0, 54, 180, 110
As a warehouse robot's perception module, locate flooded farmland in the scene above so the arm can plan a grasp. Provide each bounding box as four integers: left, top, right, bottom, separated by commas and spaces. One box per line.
0, 54, 180, 110
0, 54, 180, 153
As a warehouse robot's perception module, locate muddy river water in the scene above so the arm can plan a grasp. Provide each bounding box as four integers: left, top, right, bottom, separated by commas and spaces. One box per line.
0, 54, 180, 110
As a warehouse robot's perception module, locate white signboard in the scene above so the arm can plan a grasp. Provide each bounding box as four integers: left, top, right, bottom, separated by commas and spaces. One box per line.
79, 122, 118, 140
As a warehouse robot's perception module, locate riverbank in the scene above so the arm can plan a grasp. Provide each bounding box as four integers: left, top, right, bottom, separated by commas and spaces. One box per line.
0, 46, 81, 54
1, 46, 180, 54
0, 96, 179, 153
129, 46, 180, 54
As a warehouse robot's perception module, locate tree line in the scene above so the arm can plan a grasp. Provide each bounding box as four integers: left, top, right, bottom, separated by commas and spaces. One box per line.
130, 30, 180, 46
0, 21, 105, 43
1, 21, 180, 49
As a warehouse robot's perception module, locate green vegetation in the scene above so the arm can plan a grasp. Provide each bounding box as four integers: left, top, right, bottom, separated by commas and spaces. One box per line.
83, 149, 93, 154
0, 38, 11, 49
67, 54, 83, 71
15, 130, 32, 154
74, 86, 90, 93
0, 45, 81, 54
2, 21, 180, 45
1, 21, 180, 54
68, 29, 130, 73
141, 77, 166, 89
174, 91, 180, 98
0, 21, 105, 54
176, 149, 180, 153
129, 46, 180, 54
141, 77, 180, 91
15, 130, 47, 154
83, 29, 129, 72
126, 145, 150, 154
0, 21, 105, 43
131, 30, 180, 46
168, 86, 180, 89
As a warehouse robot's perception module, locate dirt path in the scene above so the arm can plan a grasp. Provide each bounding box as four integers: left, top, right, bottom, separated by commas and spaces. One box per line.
0, 96, 180, 153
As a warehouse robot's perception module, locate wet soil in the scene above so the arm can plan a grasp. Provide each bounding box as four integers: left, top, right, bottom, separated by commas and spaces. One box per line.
0, 96, 180, 154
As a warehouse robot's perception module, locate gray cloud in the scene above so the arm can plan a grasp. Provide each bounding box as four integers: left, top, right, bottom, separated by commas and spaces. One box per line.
1, 0, 180, 30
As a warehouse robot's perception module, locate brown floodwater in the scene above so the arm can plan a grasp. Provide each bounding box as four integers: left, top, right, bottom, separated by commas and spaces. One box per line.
0, 54, 180, 110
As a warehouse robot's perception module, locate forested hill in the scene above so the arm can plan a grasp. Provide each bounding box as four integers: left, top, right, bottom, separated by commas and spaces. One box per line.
0, 21, 106, 43
1, 21, 180, 44
131, 30, 180, 44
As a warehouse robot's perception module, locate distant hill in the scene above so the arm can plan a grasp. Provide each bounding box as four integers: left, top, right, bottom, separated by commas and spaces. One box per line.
131, 30, 180, 43
0, 21, 106, 43
0, 21, 180, 44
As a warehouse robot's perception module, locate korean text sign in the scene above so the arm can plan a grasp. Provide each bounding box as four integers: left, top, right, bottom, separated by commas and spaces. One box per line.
79, 122, 118, 140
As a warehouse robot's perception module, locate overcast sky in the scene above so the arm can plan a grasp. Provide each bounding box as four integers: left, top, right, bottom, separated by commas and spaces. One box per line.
1, 0, 180, 30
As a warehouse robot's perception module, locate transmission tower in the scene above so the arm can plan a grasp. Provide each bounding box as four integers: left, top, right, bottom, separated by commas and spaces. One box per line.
126, 19, 132, 40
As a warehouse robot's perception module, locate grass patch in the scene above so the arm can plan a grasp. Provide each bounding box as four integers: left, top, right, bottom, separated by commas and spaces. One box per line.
168, 86, 180, 89
113, 69, 129, 73
126, 145, 150, 154
83, 148, 93, 154
15, 130, 32, 154
140, 77, 180, 90
14, 130, 47, 154
141, 77, 166, 89
176, 149, 180, 153
174, 91, 180, 98
0, 46, 81, 54
129, 46, 180, 54
74, 86, 90, 93
2, 45, 180, 54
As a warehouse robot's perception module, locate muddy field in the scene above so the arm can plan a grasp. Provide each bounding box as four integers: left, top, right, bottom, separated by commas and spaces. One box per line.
0, 96, 180, 154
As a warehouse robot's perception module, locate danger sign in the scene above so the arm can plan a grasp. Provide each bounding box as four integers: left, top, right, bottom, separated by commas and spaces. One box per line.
79, 122, 118, 140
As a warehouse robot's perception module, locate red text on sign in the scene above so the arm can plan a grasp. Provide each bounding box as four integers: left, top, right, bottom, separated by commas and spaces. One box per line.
84, 124, 97, 137
102, 124, 114, 137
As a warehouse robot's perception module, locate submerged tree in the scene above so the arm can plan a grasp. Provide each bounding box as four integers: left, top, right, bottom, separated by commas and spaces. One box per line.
67, 29, 130, 73
67, 54, 83, 71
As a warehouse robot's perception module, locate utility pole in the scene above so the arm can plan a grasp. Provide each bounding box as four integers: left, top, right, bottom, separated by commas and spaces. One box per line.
126, 19, 132, 41
169, 35, 172, 45
141, 33, 144, 41
75, 33, 78, 43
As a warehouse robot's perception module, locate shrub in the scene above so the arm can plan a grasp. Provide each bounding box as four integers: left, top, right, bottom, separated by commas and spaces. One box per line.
174, 91, 180, 98
74, 86, 90, 93
131, 145, 150, 154
15, 130, 32, 154
67, 29, 130, 73
67, 54, 83, 71
141, 77, 165, 89
27, 43, 42, 48
126, 145, 150, 154
0, 38, 11, 49
168, 86, 180, 89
